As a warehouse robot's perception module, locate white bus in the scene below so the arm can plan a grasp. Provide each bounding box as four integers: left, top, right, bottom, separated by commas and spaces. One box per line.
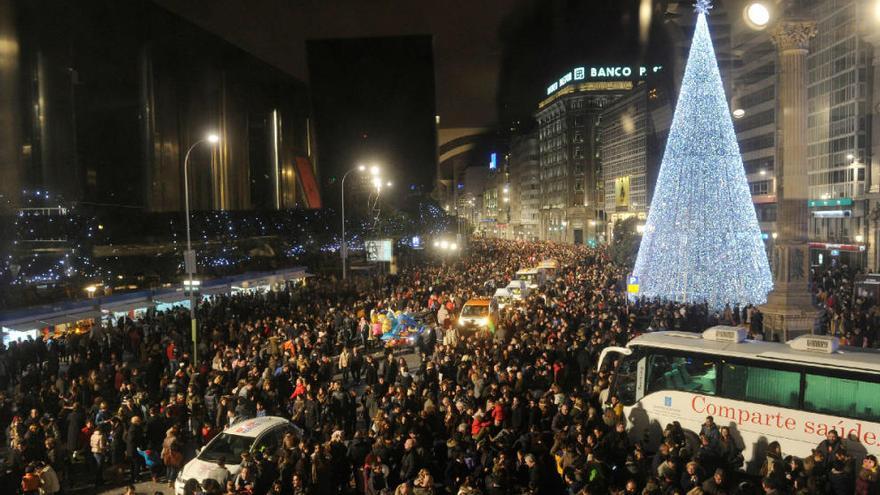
598, 327, 880, 472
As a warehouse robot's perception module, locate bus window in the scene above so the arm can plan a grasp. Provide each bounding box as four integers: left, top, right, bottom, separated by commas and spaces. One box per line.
647, 353, 716, 395
721, 364, 799, 409
804, 374, 880, 421
614, 355, 645, 406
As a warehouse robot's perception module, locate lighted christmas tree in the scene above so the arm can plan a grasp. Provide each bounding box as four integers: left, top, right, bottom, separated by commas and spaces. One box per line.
631, 0, 772, 310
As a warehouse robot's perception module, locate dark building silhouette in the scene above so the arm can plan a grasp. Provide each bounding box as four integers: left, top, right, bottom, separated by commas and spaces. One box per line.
0, 0, 316, 212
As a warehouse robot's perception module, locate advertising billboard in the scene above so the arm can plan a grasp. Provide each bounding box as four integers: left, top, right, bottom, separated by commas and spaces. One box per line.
365, 239, 393, 262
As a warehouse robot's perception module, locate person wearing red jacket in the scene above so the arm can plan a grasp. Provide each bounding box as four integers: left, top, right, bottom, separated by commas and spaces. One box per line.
471, 411, 491, 438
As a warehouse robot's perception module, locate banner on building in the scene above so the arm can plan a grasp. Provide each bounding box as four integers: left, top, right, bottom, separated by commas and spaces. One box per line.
615, 176, 630, 207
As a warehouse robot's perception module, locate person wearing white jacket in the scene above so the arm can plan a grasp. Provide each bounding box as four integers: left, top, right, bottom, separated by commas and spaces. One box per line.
37, 462, 60, 495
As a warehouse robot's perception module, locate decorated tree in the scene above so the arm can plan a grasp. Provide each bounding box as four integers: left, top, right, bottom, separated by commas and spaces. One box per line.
631, 0, 772, 310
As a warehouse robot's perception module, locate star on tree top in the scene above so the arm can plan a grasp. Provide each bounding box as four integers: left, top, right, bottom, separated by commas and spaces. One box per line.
695, 0, 713, 14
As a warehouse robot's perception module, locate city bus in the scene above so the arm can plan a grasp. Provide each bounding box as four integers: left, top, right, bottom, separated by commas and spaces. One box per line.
598, 327, 880, 472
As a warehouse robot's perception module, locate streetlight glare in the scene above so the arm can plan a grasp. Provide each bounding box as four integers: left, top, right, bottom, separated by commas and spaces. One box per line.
206, 133, 220, 144
732, 108, 745, 119
386, 181, 392, 187
370, 166, 380, 176
744, 2, 771, 29
357, 164, 366, 172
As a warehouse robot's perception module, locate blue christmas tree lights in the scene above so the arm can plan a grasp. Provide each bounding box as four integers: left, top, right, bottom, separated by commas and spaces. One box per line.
631, 7, 772, 310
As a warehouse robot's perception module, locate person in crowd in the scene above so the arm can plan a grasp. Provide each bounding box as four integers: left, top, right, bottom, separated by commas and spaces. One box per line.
0, 239, 876, 495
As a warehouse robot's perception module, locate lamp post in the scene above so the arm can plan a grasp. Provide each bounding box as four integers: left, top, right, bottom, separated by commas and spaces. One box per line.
341, 165, 380, 280
182, 133, 219, 366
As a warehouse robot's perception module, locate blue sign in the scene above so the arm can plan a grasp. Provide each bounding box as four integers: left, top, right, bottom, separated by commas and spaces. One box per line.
412, 236, 421, 248
489, 152, 497, 170
628, 276, 639, 285
831, 249, 840, 257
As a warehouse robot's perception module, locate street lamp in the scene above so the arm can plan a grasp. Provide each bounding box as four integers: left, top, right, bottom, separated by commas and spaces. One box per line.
182, 132, 219, 366
744, 2, 772, 30
341, 164, 380, 280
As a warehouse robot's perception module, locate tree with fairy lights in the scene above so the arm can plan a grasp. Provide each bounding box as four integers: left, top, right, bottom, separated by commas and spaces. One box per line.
631, 0, 772, 310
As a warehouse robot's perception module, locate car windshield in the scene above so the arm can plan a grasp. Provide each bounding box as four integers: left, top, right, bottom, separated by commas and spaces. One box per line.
198, 432, 252, 463
461, 305, 488, 317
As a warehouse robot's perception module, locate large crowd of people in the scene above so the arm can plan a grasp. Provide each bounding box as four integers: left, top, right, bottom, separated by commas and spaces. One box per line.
0, 239, 878, 495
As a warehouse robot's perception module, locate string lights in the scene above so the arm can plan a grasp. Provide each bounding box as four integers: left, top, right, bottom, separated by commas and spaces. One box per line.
632, 9, 772, 310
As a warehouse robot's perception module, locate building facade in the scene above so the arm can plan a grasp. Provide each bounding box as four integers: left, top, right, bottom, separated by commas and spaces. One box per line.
600, 81, 673, 242
509, 131, 540, 240
804, 0, 873, 267
731, 16, 778, 253
727, 0, 879, 269
536, 80, 634, 244
1, 0, 314, 213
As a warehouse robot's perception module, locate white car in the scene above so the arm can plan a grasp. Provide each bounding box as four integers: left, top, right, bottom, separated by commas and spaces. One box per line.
175, 416, 300, 494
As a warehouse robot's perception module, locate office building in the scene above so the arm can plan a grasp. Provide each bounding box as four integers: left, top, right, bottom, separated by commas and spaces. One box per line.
600, 82, 673, 243
730, 17, 778, 248
536, 65, 661, 244
509, 131, 540, 241
1, 0, 315, 213
803, 0, 873, 267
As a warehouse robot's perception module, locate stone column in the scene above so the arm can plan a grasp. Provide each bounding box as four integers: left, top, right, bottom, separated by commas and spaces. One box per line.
759, 20, 820, 342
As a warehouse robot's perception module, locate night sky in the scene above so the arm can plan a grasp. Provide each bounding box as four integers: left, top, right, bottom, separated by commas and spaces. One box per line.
306, 36, 437, 195
154, 0, 678, 192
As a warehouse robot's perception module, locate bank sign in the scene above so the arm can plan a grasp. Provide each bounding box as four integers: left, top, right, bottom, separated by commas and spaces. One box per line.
547, 65, 663, 95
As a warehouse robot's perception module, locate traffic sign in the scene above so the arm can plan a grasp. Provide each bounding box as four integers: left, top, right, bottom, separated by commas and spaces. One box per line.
627, 275, 639, 294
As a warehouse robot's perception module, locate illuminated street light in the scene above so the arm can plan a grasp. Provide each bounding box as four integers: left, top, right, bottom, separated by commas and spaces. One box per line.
342, 163, 379, 280
744, 2, 771, 29
732, 108, 745, 119
183, 131, 220, 366
857, 234, 865, 243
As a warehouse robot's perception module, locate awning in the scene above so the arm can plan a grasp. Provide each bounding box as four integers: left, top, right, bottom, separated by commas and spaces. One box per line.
1, 308, 102, 332
38, 310, 102, 327
101, 299, 155, 315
